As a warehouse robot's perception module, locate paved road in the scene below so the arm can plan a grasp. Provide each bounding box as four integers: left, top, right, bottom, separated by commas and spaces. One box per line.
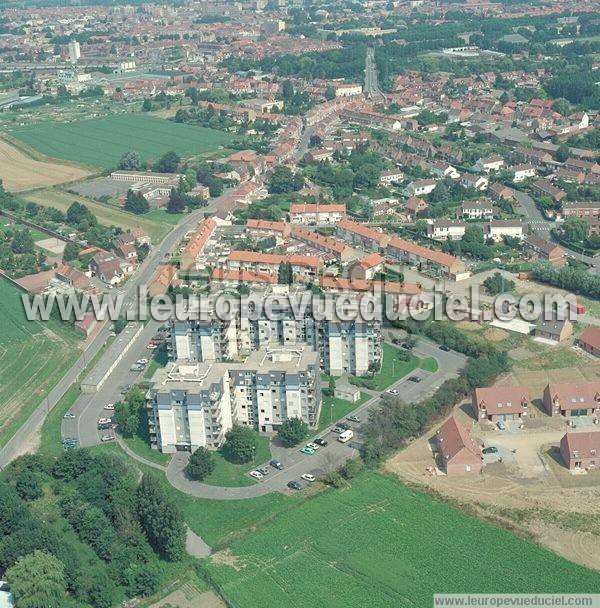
0, 190, 233, 468
364, 47, 385, 103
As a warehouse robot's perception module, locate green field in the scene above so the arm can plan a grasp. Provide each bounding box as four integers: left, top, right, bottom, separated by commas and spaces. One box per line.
318, 391, 371, 432
204, 472, 600, 607
8, 114, 235, 168
0, 278, 81, 448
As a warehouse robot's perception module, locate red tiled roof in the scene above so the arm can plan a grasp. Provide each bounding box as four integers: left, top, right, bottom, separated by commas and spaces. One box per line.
579, 326, 600, 351
227, 250, 321, 269
473, 386, 531, 416
436, 416, 481, 464
292, 226, 348, 254
289, 203, 346, 214
337, 218, 390, 245
211, 268, 277, 284
387, 236, 461, 270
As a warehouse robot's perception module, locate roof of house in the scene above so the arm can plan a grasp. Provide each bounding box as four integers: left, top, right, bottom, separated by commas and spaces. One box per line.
319, 276, 420, 295
227, 250, 321, 269
181, 218, 217, 261
211, 268, 278, 285
561, 431, 600, 460
292, 226, 348, 254
387, 236, 462, 270
535, 316, 570, 336
357, 252, 385, 269
436, 416, 481, 465
289, 203, 346, 214
546, 382, 600, 410
473, 385, 531, 416
246, 218, 287, 232
579, 326, 600, 351
337, 218, 390, 245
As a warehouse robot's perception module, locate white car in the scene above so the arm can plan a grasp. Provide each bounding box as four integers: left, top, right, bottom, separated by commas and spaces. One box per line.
386, 389, 399, 395
98, 417, 111, 425
306, 442, 319, 451
301, 473, 316, 482
104, 403, 115, 410
249, 470, 263, 480
101, 434, 115, 442
136, 358, 149, 365
63, 412, 75, 419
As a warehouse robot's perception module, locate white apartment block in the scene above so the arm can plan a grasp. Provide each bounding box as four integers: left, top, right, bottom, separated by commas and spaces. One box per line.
484, 220, 524, 242
147, 348, 320, 451
427, 220, 466, 241
460, 199, 494, 220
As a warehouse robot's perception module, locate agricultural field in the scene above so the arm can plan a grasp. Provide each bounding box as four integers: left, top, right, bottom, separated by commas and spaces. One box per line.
21, 187, 174, 243
7, 114, 235, 169
204, 472, 600, 608
0, 137, 91, 191
0, 278, 81, 448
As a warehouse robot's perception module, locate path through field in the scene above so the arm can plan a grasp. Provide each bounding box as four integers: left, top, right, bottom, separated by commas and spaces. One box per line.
0, 138, 90, 191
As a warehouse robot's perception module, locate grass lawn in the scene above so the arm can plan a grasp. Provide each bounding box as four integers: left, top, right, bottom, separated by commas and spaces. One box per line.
0, 278, 82, 449
8, 113, 235, 169
202, 435, 272, 488
22, 187, 174, 243
317, 392, 371, 433
122, 407, 171, 467
37, 383, 81, 459
204, 471, 600, 608
352, 343, 438, 391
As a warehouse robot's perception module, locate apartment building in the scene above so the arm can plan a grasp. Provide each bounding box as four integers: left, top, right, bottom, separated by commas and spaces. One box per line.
226, 251, 321, 278
147, 347, 321, 451
561, 201, 600, 219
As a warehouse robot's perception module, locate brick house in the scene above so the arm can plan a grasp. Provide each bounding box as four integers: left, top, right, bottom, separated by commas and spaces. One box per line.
534, 316, 573, 342
472, 386, 531, 423
543, 382, 600, 417
578, 326, 600, 358
560, 432, 600, 470
523, 235, 567, 266
435, 416, 483, 476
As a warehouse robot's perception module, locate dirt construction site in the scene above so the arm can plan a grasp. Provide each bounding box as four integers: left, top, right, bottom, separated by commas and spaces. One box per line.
386, 362, 600, 572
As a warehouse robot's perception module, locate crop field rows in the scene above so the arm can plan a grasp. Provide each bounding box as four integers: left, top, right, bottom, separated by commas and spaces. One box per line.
0, 278, 80, 447
205, 472, 600, 608
7, 114, 235, 169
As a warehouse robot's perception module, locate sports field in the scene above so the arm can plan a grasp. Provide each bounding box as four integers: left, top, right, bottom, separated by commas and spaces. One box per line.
8, 114, 234, 168
0, 278, 81, 448
204, 472, 600, 607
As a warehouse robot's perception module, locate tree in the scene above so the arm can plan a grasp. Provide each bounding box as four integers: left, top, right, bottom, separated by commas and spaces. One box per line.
221, 426, 258, 464
6, 550, 67, 608
277, 261, 293, 284
482, 272, 514, 295
11, 229, 34, 254
114, 400, 138, 437
136, 473, 185, 561
124, 561, 161, 597
154, 151, 180, 173
14, 471, 43, 501
142, 98, 153, 112
552, 97, 571, 117
277, 417, 308, 447
62, 241, 80, 262
268, 166, 304, 194
118, 150, 142, 171
185, 447, 215, 480
462, 224, 484, 244
167, 188, 186, 214
556, 143, 570, 163
282, 79, 294, 101
325, 85, 336, 100
124, 189, 150, 214
562, 216, 588, 243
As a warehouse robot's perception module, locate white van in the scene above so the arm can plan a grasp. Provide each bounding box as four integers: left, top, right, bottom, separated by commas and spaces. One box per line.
338, 429, 354, 443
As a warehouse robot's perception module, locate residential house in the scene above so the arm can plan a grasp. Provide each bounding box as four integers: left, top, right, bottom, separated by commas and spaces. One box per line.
427, 220, 466, 241
430, 161, 460, 180
532, 179, 566, 203
407, 179, 437, 197
379, 169, 405, 186
335, 218, 391, 252
474, 154, 505, 173
488, 183, 514, 202
460, 174, 488, 191
291, 226, 354, 262
484, 220, 524, 242
460, 199, 494, 220
348, 253, 385, 281
405, 196, 428, 219
543, 382, 600, 417
472, 385, 531, 423
288, 203, 346, 225
89, 252, 124, 285
523, 235, 567, 266
560, 432, 600, 470
535, 315, 573, 343
226, 251, 322, 278
435, 416, 482, 476
511, 164, 536, 183
578, 326, 600, 358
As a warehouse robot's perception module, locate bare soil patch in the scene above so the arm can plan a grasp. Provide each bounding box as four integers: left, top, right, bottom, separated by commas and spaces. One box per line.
0, 138, 90, 191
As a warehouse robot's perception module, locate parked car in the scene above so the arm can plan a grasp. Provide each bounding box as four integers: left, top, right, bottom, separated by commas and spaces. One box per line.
98, 418, 111, 425
337, 422, 351, 431
63, 412, 75, 419
287, 481, 302, 490
100, 434, 115, 442
392, 338, 401, 345
300, 445, 315, 455
104, 403, 115, 410
306, 442, 319, 451
314, 438, 328, 447
401, 343, 414, 350
386, 389, 399, 395
347, 414, 360, 423
270, 459, 284, 470
130, 363, 144, 372
440, 345, 451, 352
332, 426, 344, 434
497, 420, 506, 431
257, 467, 269, 476
249, 470, 263, 480
97, 423, 112, 430
301, 473, 316, 482
147, 343, 158, 350
482, 446, 499, 455
408, 376, 421, 383
136, 358, 149, 365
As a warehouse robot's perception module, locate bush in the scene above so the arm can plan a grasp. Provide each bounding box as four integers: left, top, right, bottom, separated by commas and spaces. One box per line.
221, 426, 259, 464
185, 447, 215, 481
277, 417, 308, 447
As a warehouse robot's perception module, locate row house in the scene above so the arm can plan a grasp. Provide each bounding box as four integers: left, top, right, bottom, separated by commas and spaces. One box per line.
523, 235, 567, 266
180, 218, 217, 271
290, 227, 354, 262
474, 155, 505, 173
288, 203, 346, 225
564, 158, 600, 175
511, 164, 536, 183
555, 168, 585, 184
532, 179, 566, 203
561, 201, 600, 219
407, 179, 437, 197
385, 236, 466, 278
335, 218, 391, 252
226, 251, 322, 278
379, 169, 405, 186
460, 174, 488, 191
245, 219, 291, 240
513, 146, 553, 167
